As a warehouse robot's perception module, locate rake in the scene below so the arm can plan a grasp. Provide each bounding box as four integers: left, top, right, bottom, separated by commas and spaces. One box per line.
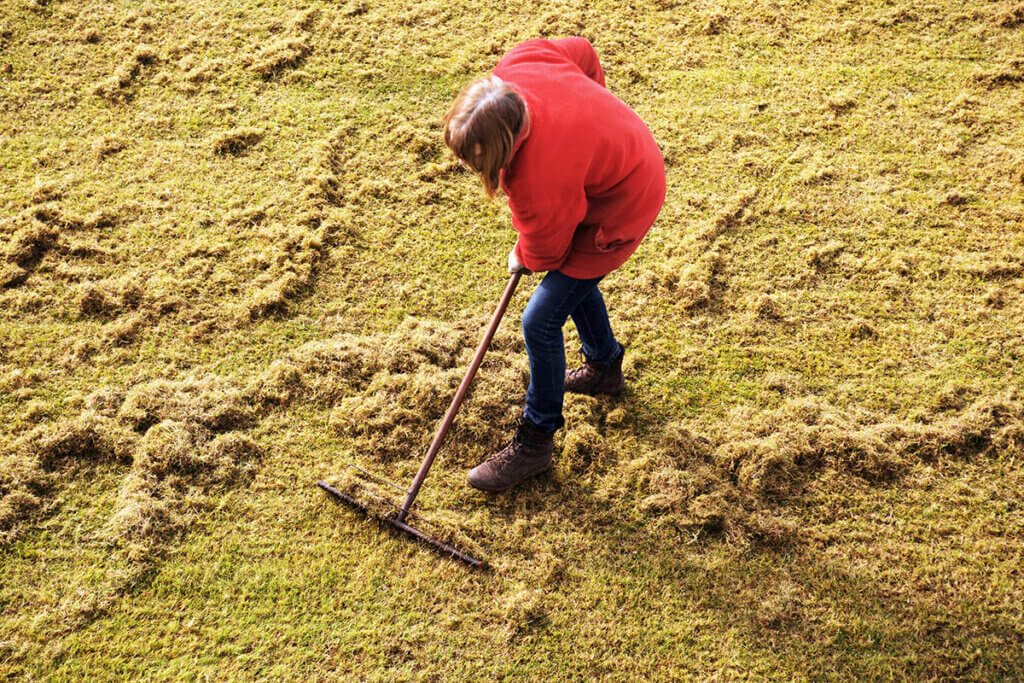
318, 271, 522, 568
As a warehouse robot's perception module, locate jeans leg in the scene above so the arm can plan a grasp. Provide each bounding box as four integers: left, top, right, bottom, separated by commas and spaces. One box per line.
570, 284, 621, 364
521, 271, 603, 432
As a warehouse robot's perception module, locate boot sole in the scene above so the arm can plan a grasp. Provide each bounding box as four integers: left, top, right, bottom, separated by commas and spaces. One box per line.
564, 386, 624, 397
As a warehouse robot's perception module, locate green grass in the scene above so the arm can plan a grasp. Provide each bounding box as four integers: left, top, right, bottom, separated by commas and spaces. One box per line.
2, 0, 1023, 679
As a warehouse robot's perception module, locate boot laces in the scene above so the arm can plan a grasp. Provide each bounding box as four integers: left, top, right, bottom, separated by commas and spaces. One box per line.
567, 348, 595, 381
490, 420, 525, 464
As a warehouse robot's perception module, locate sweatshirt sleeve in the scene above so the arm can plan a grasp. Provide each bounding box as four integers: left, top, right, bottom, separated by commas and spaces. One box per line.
510, 187, 588, 273
550, 37, 605, 88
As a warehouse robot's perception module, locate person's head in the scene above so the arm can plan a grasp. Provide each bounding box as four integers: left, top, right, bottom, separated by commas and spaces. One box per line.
443, 75, 526, 197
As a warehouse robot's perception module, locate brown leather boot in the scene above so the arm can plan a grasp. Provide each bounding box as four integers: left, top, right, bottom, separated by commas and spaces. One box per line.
467, 419, 554, 492
565, 345, 625, 396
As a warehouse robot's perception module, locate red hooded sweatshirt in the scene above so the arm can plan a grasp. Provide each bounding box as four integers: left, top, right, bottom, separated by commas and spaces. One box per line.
495, 38, 666, 279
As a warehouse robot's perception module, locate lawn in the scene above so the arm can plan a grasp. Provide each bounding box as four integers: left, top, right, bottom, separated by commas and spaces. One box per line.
1, 0, 1023, 678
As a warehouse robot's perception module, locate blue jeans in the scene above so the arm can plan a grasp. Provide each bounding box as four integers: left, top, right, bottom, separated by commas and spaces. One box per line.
521, 270, 622, 432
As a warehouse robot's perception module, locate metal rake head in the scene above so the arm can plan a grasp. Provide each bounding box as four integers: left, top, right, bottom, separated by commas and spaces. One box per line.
318, 464, 485, 568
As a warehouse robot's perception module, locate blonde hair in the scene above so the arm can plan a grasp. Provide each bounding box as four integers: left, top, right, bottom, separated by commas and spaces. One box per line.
443, 75, 526, 197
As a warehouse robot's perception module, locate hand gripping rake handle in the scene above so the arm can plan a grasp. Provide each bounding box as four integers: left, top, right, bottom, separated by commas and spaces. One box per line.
396, 271, 522, 522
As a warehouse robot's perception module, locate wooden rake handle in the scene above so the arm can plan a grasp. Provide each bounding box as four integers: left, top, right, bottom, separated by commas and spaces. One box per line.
396, 271, 523, 521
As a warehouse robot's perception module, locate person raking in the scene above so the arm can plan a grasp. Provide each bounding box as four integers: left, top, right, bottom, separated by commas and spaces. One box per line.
443, 37, 666, 492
